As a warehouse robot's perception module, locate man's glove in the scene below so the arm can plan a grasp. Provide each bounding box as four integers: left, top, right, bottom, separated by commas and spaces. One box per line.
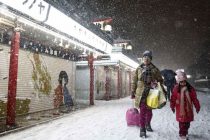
151, 82, 158, 89
131, 91, 135, 99
171, 108, 175, 113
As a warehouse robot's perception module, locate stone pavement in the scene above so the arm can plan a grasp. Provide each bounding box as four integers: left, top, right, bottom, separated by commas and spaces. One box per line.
0, 104, 88, 136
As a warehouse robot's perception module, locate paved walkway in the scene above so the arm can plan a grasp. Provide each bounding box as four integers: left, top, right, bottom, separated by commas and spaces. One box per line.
0, 104, 87, 136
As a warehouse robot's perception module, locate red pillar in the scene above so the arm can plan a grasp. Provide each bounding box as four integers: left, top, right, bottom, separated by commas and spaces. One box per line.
104, 66, 110, 100
6, 31, 20, 126
128, 70, 132, 96
117, 66, 121, 99
88, 53, 94, 105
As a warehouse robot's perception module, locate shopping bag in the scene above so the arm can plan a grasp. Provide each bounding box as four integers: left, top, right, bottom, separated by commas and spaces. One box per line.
157, 83, 167, 109
146, 89, 159, 109
126, 108, 140, 126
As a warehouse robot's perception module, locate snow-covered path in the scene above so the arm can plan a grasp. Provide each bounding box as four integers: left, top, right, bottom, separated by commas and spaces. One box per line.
1, 91, 210, 140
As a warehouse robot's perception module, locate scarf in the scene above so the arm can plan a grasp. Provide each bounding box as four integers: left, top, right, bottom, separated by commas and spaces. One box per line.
140, 63, 153, 102
180, 86, 193, 117
141, 64, 153, 85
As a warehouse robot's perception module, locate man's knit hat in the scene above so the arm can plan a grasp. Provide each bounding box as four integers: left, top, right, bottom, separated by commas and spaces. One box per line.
143, 50, 152, 60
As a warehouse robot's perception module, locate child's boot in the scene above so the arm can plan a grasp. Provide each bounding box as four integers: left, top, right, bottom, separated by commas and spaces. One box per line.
180, 136, 187, 140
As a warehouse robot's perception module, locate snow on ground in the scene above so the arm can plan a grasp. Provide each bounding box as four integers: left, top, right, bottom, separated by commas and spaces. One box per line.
1, 91, 210, 140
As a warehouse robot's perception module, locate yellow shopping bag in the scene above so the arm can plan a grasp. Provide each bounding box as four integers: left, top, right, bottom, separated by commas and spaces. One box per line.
146, 89, 159, 109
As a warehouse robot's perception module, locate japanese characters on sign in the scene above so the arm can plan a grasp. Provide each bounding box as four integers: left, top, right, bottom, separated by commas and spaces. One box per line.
0, 0, 113, 54
0, 0, 50, 22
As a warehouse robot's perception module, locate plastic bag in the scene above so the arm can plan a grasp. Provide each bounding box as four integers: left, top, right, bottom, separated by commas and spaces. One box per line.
157, 83, 167, 109
146, 82, 167, 109
146, 89, 159, 109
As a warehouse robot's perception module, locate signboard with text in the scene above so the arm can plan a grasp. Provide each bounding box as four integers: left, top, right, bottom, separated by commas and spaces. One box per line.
0, 0, 113, 54
0, 0, 50, 22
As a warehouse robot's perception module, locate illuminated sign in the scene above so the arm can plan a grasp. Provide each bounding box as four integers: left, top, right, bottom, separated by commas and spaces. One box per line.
0, 0, 113, 54
0, 0, 50, 22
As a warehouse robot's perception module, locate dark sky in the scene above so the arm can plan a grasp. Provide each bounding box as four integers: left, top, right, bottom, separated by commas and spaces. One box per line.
85, 0, 210, 70
51, 0, 210, 71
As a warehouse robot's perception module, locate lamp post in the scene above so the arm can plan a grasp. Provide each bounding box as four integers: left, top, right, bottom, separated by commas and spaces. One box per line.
88, 53, 94, 105
6, 22, 21, 126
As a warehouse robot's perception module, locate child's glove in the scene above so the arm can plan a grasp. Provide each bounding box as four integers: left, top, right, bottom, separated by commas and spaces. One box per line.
131, 91, 135, 99
196, 109, 200, 114
171, 108, 175, 113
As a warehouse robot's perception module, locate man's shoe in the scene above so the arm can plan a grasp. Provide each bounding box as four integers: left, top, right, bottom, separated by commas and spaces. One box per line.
146, 123, 153, 132
140, 127, 147, 138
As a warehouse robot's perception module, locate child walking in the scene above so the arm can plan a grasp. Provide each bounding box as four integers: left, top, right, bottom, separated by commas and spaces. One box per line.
170, 70, 200, 140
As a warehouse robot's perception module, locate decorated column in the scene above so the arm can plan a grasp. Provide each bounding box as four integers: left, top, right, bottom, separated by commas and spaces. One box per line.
128, 69, 132, 96
6, 26, 20, 126
117, 66, 122, 99
104, 66, 110, 100
88, 53, 94, 105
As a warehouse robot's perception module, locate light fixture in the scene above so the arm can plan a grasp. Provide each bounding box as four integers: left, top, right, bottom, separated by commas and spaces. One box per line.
59, 39, 63, 47
126, 45, 132, 50
104, 25, 112, 32
65, 42, 70, 49
65, 43, 69, 49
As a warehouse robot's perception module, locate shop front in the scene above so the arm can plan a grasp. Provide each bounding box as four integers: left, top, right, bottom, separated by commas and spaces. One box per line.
0, 0, 112, 126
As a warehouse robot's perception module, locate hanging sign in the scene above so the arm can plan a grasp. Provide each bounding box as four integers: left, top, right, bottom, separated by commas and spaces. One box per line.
0, 0, 113, 54
0, 0, 51, 22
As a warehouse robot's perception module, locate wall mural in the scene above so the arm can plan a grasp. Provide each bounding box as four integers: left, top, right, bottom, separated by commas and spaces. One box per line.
30, 53, 52, 96
53, 71, 73, 114
53, 84, 63, 115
